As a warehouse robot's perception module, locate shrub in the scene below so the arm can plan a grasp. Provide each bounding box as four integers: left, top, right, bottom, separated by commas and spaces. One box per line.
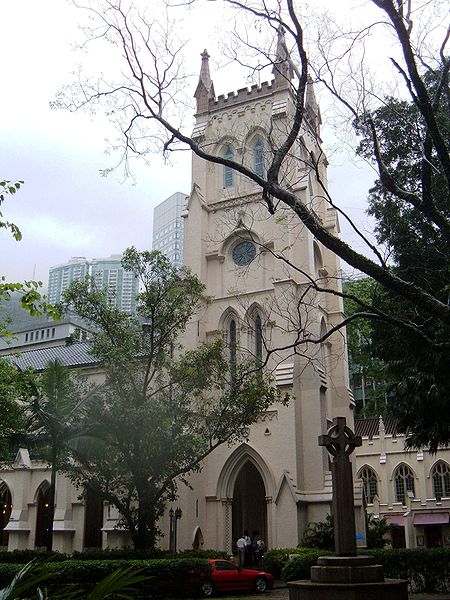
301, 514, 334, 551
71, 547, 165, 561
263, 548, 315, 579
363, 548, 450, 593
0, 558, 211, 597
176, 549, 229, 559
281, 549, 331, 582
0, 550, 67, 563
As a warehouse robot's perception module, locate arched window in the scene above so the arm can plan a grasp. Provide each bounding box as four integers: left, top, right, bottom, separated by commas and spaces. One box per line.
223, 146, 234, 188
35, 482, 52, 548
253, 138, 265, 178
229, 319, 237, 374
83, 487, 104, 549
358, 466, 378, 504
394, 465, 415, 504
0, 483, 12, 547
432, 461, 450, 501
255, 315, 263, 363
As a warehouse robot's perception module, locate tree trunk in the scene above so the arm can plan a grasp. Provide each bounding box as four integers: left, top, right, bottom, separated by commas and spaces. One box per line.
132, 492, 158, 551
47, 449, 57, 552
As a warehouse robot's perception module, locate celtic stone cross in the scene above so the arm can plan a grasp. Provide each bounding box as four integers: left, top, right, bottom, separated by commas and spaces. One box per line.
319, 417, 362, 556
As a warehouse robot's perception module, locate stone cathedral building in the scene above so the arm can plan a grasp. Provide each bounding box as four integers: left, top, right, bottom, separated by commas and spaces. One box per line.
0, 38, 362, 552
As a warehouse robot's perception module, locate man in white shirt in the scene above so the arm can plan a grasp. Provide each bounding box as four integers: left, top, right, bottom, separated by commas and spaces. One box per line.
236, 535, 246, 567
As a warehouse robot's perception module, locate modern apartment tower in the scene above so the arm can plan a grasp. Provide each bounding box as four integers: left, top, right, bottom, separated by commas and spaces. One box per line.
91, 255, 139, 313
47, 257, 90, 304
47, 254, 139, 313
152, 192, 187, 267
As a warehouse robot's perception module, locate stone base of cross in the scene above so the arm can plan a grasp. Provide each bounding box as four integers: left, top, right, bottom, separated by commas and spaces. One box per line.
318, 416, 362, 556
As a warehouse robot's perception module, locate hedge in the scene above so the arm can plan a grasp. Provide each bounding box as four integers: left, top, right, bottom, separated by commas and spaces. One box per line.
0, 558, 211, 597
0, 547, 227, 563
272, 546, 450, 594
364, 548, 450, 593
263, 548, 321, 579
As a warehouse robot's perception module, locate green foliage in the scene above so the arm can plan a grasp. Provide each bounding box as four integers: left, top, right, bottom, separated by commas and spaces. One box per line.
301, 514, 335, 551
280, 549, 331, 582
343, 278, 391, 417
0, 180, 23, 242
0, 551, 66, 565
0, 180, 60, 339
269, 546, 450, 590
365, 513, 389, 549
25, 360, 97, 550
0, 558, 211, 598
62, 248, 283, 550
354, 69, 450, 449
0, 359, 33, 461
363, 548, 450, 593
262, 548, 310, 579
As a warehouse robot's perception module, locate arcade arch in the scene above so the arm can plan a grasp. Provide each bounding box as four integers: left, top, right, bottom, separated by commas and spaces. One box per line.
216, 445, 274, 551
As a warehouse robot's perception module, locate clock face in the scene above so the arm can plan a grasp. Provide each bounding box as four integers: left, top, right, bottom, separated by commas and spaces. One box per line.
232, 241, 257, 266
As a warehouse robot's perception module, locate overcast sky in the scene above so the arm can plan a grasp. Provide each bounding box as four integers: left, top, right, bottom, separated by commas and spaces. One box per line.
1, 0, 379, 287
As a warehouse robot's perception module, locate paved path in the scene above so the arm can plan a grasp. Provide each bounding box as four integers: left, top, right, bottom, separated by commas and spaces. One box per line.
267, 583, 450, 600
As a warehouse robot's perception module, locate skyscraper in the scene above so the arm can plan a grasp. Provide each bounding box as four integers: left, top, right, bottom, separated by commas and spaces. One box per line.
91, 255, 139, 313
47, 257, 90, 304
47, 254, 139, 313
152, 191, 187, 267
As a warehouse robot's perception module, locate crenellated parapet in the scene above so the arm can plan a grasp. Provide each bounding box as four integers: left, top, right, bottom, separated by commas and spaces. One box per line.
209, 80, 275, 113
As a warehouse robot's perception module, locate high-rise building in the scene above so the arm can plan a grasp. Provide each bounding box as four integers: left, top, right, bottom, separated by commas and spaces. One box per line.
91, 255, 139, 313
48, 257, 90, 304
152, 191, 187, 267
47, 254, 139, 313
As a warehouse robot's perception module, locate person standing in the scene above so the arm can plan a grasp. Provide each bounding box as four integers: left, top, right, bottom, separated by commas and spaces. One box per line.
243, 530, 252, 566
236, 534, 246, 567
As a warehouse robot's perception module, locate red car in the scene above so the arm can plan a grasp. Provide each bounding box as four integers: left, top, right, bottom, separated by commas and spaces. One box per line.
200, 559, 275, 596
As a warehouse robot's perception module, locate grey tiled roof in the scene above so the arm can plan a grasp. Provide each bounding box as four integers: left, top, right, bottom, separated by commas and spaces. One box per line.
355, 416, 404, 439
3, 342, 99, 372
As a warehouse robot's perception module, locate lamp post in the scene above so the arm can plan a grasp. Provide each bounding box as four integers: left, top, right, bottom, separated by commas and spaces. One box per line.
170, 507, 182, 555
169, 508, 174, 553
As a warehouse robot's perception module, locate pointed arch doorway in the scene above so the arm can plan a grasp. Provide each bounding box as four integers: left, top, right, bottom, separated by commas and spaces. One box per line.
232, 461, 267, 547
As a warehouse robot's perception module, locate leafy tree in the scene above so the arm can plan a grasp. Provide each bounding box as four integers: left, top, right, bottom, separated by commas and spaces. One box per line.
354, 68, 450, 449
343, 278, 391, 417
25, 360, 95, 551
58, 0, 449, 448
300, 514, 335, 551
365, 513, 389, 549
62, 248, 281, 550
0, 359, 29, 461
0, 180, 60, 340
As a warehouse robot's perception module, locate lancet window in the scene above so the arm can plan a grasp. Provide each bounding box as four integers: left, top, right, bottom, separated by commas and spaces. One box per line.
358, 466, 378, 504
253, 138, 265, 178
223, 146, 234, 188
255, 314, 263, 363
394, 464, 415, 504
432, 461, 450, 501
229, 318, 237, 374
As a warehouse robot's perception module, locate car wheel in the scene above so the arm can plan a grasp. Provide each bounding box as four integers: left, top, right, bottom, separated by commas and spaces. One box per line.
200, 580, 214, 597
255, 576, 267, 593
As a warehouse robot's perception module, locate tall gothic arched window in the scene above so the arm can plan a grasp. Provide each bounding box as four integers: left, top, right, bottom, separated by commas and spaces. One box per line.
223, 146, 234, 188
255, 315, 263, 363
358, 466, 378, 504
432, 461, 450, 501
253, 138, 265, 178
35, 482, 52, 549
229, 319, 237, 374
0, 483, 12, 547
394, 464, 415, 504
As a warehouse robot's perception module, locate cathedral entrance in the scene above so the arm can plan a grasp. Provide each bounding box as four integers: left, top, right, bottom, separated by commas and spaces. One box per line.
232, 461, 267, 550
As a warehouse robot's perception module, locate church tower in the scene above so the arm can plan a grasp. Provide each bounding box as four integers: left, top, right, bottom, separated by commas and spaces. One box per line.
178, 38, 358, 551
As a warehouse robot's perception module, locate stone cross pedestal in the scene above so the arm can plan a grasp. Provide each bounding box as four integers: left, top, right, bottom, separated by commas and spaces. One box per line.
318, 416, 361, 556
287, 417, 408, 600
